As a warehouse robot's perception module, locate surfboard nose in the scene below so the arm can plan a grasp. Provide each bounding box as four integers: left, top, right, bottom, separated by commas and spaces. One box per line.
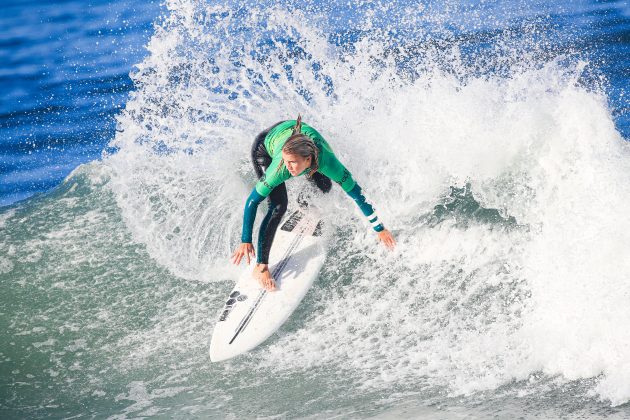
208, 210, 326, 362
209, 340, 238, 363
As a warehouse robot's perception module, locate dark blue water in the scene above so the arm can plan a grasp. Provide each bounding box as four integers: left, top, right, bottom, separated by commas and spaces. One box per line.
0, 0, 161, 206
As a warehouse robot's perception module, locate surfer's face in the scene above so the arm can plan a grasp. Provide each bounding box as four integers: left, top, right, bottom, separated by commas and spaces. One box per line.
282, 152, 311, 176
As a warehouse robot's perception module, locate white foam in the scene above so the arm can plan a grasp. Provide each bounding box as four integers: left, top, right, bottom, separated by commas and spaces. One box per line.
0, 208, 16, 228
0, 256, 14, 274
100, 0, 630, 406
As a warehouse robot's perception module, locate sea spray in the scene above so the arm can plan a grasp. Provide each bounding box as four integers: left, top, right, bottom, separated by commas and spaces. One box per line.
100, 0, 630, 407
2, 0, 630, 416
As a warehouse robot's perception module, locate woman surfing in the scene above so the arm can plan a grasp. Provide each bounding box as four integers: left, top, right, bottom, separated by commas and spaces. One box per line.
231, 116, 396, 290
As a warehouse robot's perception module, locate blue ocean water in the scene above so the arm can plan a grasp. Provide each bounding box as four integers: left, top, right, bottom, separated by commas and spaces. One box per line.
2, 0, 630, 418
0, 0, 161, 206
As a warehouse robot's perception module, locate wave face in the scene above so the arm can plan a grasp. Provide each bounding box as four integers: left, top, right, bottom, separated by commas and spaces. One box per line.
2, 0, 630, 417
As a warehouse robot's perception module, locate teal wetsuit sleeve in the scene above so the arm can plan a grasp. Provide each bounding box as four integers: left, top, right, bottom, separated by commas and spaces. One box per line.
347, 183, 385, 232
319, 153, 356, 193
241, 188, 265, 242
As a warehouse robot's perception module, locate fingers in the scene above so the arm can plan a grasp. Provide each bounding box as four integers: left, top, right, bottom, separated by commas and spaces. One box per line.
232, 244, 255, 265
378, 231, 396, 250
386, 234, 396, 249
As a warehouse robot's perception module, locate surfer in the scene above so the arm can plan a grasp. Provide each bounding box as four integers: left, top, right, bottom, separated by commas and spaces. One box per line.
231, 116, 396, 290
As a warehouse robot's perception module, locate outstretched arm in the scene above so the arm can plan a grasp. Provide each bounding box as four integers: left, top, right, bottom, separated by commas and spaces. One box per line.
347, 184, 396, 249
309, 136, 395, 249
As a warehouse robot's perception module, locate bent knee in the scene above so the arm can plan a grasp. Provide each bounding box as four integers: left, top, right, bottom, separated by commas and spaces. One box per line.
269, 201, 287, 217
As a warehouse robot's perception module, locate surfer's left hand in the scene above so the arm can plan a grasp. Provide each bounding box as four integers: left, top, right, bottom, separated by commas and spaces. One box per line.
377, 229, 396, 250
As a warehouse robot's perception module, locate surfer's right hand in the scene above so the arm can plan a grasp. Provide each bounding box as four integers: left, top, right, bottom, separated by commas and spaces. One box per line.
231, 243, 255, 265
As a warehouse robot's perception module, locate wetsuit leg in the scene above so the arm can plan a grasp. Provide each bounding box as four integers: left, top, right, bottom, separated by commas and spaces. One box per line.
257, 183, 288, 264
250, 122, 289, 264
309, 172, 332, 193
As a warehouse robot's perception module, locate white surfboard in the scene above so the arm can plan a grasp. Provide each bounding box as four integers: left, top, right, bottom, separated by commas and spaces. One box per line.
209, 208, 327, 362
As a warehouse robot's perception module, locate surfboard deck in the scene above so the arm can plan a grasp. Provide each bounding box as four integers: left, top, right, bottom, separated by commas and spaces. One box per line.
209, 209, 327, 362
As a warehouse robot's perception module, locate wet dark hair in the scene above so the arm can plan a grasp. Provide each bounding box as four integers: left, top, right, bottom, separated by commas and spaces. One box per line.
278, 115, 319, 176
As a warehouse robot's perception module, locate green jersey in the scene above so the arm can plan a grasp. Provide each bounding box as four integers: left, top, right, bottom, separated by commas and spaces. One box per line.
255, 120, 357, 197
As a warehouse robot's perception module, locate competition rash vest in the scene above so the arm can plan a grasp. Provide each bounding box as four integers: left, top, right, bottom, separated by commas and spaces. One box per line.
257, 121, 356, 196
241, 120, 385, 255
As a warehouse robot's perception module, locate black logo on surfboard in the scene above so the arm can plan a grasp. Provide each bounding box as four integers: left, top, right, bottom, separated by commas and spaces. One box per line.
218, 290, 247, 322
280, 210, 323, 237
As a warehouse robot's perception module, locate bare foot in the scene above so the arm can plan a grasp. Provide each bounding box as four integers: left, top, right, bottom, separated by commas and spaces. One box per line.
253, 264, 276, 291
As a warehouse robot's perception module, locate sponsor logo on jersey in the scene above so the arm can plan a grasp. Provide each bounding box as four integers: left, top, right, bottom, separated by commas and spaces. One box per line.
337, 169, 350, 186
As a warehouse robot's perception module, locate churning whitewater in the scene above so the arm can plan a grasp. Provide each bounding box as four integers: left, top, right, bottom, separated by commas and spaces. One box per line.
2, 0, 630, 417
